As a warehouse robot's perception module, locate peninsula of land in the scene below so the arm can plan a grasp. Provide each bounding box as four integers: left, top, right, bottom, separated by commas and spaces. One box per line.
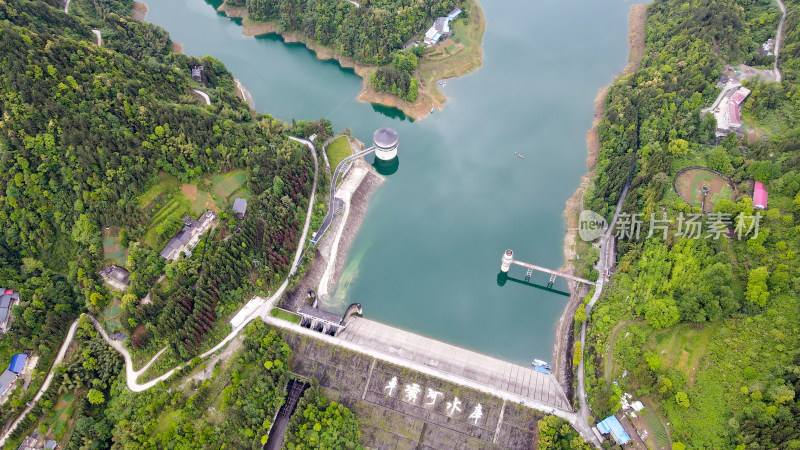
216, 0, 485, 120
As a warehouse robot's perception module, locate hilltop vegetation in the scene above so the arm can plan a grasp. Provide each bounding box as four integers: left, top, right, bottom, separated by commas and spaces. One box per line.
225, 0, 458, 65
221, 0, 481, 111
0, 0, 330, 367
578, 0, 800, 447
0, 0, 363, 446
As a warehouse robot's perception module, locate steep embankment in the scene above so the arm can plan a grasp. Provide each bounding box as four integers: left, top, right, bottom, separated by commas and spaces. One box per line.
552, 2, 647, 392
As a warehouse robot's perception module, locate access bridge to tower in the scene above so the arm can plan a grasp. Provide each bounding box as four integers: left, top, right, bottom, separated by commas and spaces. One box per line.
500, 249, 596, 288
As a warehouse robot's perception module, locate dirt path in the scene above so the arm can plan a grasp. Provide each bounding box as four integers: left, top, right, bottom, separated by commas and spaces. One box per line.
91, 29, 102, 47
604, 319, 642, 388
192, 89, 211, 105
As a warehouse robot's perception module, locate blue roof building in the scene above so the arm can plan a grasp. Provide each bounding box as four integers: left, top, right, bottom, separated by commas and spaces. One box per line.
9, 353, 27, 373
597, 415, 631, 445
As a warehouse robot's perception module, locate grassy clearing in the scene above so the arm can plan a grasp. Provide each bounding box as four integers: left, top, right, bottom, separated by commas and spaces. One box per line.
211, 171, 247, 199
270, 308, 301, 324
102, 301, 124, 331
641, 403, 671, 449
138, 173, 182, 210
325, 136, 353, 186
143, 195, 190, 249
645, 322, 714, 387
326, 136, 352, 171
138, 185, 163, 209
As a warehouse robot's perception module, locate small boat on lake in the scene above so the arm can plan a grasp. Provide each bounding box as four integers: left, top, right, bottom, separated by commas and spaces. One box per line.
531, 359, 552, 374
514, 151, 525, 159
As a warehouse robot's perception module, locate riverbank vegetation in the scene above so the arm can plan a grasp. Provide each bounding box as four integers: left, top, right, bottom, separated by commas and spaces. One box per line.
576, 0, 800, 447
218, 0, 484, 118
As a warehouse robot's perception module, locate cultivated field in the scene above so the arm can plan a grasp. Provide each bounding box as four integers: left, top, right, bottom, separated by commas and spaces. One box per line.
102, 226, 127, 266
138, 171, 248, 249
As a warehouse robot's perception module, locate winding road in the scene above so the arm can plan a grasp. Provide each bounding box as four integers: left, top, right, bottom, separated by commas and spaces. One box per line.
315, 144, 377, 241
573, 153, 637, 446
192, 89, 211, 105
0, 320, 80, 446
1, 137, 318, 441
91, 29, 102, 47
98, 136, 318, 393
774, 0, 786, 82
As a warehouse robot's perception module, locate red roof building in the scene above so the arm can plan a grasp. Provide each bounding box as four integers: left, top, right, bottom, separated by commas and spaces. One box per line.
728, 101, 742, 128
753, 181, 768, 210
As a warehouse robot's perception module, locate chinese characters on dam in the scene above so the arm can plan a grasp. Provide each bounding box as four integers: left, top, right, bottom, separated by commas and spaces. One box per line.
383, 376, 485, 425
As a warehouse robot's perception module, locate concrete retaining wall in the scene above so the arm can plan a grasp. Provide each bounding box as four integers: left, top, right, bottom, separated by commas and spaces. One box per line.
275, 327, 543, 449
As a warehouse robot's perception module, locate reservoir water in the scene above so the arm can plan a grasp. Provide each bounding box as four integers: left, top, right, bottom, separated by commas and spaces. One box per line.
145, 0, 633, 364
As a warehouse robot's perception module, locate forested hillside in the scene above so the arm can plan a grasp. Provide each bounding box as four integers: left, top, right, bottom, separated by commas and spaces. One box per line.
0, 0, 325, 365
0, 0, 363, 447
577, 0, 800, 447
225, 0, 457, 64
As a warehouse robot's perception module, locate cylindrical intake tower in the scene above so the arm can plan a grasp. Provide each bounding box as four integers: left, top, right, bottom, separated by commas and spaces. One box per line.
501, 249, 514, 273
373, 127, 399, 160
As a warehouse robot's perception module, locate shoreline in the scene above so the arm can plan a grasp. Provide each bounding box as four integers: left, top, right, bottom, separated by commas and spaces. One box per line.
132, 1, 148, 21
552, 3, 648, 393
216, 1, 485, 120
280, 139, 385, 313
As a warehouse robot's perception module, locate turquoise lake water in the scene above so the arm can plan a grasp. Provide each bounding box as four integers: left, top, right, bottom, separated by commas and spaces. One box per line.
145, 0, 634, 364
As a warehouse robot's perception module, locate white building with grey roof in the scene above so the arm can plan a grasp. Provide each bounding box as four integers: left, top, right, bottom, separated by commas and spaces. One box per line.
160, 210, 217, 260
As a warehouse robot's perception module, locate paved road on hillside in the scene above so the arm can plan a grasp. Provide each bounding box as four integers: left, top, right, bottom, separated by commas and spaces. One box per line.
573, 153, 637, 446
192, 89, 210, 105
91, 137, 318, 392
0, 319, 79, 446
774, 0, 786, 82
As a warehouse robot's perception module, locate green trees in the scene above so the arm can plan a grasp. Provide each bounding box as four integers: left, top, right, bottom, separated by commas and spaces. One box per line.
285, 384, 362, 450
105, 322, 296, 448
370, 50, 420, 101
537, 415, 591, 449
87, 389, 105, 404
579, 0, 800, 446
745, 266, 770, 307
241, 0, 455, 65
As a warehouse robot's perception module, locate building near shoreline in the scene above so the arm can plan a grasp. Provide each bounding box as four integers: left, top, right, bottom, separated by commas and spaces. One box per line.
190, 65, 203, 82
373, 127, 399, 160
423, 8, 462, 45
160, 211, 217, 260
